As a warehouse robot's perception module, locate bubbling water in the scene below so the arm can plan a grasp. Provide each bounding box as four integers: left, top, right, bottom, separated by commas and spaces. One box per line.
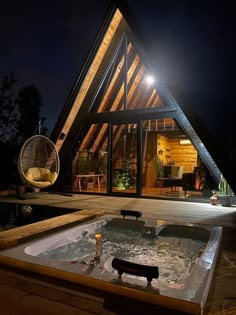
38, 224, 206, 284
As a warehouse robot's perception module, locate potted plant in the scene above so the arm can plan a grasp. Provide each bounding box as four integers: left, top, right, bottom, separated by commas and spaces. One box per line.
114, 164, 135, 191
218, 175, 232, 207
153, 156, 164, 187
153, 156, 164, 178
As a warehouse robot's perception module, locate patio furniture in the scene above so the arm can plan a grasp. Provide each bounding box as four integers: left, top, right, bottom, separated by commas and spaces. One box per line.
158, 166, 184, 191
72, 173, 104, 191
181, 172, 196, 197
18, 135, 60, 189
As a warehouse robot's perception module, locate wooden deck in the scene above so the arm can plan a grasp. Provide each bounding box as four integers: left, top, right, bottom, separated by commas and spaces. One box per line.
0, 193, 236, 314
1, 192, 236, 226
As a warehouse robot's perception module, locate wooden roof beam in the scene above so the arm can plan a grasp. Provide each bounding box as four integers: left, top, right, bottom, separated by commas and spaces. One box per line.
55, 9, 123, 153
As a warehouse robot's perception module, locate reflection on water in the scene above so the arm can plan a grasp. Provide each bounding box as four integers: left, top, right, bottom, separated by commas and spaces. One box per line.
38, 223, 206, 284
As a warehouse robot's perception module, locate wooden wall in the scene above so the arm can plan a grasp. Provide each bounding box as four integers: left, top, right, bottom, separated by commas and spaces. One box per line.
168, 138, 197, 173
158, 136, 197, 173
143, 134, 197, 186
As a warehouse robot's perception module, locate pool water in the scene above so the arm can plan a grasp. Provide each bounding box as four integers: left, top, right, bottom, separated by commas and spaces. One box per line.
38, 219, 206, 284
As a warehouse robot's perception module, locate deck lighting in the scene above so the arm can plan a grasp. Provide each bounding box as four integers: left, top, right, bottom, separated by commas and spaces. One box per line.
95, 233, 102, 259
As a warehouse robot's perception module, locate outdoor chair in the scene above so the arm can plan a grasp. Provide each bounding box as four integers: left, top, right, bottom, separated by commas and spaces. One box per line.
181, 172, 196, 197
18, 135, 60, 189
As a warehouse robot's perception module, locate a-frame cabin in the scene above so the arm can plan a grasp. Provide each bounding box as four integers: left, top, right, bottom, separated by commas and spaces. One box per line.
50, 5, 230, 201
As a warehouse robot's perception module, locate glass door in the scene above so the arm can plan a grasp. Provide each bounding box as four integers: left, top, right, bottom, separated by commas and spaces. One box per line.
111, 123, 138, 194
141, 117, 218, 200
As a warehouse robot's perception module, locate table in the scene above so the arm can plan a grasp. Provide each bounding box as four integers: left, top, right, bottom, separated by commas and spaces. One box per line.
157, 177, 182, 191
73, 174, 104, 192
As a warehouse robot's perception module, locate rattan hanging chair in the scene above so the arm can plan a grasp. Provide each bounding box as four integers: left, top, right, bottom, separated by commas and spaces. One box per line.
18, 135, 60, 189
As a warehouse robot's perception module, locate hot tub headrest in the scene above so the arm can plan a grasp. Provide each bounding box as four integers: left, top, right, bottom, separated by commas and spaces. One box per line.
112, 257, 159, 284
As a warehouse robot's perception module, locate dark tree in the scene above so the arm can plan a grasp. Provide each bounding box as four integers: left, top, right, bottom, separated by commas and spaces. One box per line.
0, 75, 48, 187
0, 74, 18, 143
16, 85, 48, 145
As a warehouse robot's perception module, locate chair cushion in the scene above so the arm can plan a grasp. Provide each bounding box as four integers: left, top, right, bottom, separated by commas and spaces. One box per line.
27, 180, 52, 188
171, 166, 184, 178
47, 171, 58, 184
24, 167, 58, 188
26, 167, 50, 181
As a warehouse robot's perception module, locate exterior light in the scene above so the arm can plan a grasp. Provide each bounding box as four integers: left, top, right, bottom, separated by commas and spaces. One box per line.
59, 132, 66, 140
146, 75, 155, 85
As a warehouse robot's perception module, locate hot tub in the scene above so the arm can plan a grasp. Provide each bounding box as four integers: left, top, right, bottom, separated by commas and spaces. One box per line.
0, 214, 222, 314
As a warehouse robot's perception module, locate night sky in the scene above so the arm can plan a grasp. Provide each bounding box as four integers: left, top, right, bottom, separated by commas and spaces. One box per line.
1, 0, 234, 139
120, 0, 234, 133
0, 0, 110, 133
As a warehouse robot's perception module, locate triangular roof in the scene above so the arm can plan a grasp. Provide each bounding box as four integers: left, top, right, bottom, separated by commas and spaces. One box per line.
51, 5, 226, 189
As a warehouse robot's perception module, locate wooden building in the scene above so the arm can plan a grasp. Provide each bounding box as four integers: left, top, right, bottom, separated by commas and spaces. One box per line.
50, 3, 233, 201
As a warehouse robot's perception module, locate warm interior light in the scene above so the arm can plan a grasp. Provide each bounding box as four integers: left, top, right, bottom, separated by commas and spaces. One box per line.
146, 75, 155, 85
180, 139, 191, 145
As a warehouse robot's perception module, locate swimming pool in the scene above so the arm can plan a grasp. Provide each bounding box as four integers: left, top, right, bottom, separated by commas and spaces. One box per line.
0, 213, 222, 314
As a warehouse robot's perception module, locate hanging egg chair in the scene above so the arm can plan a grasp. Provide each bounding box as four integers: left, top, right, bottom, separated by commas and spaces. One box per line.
18, 135, 60, 189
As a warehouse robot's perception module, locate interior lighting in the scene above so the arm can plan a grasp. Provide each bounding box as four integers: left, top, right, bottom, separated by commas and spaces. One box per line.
180, 139, 191, 145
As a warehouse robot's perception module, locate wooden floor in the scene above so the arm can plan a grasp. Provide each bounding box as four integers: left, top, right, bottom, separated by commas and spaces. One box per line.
0, 193, 236, 314
1, 192, 236, 226
73, 186, 212, 202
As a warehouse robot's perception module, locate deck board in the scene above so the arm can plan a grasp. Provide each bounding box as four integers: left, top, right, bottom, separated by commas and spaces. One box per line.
0, 212, 99, 249
1, 193, 236, 226
0, 193, 235, 249
0, 268, 116, 315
